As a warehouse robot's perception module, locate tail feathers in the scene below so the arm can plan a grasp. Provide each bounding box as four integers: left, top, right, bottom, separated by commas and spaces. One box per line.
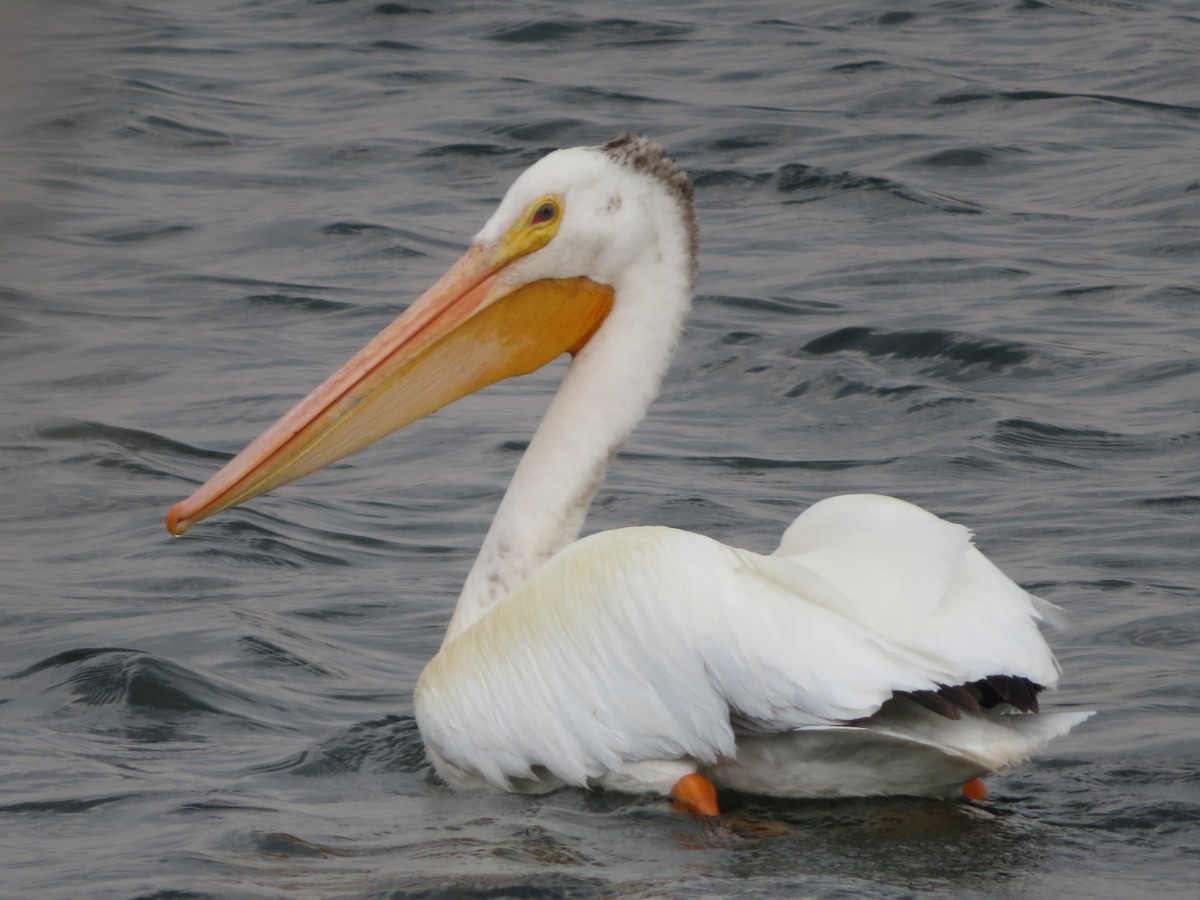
861, 702, 1095, 772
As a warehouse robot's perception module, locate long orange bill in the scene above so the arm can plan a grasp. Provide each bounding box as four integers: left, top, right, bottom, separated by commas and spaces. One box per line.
167, 244, 613, 535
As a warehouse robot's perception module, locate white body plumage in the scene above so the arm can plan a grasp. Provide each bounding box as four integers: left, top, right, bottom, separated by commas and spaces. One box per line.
419, 497, 1089, 799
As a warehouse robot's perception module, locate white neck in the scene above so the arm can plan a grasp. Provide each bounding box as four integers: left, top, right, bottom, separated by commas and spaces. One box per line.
441, 255, 692, 646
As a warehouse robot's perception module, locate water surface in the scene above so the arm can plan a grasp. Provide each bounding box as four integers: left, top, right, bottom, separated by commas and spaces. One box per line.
1, 1, 1197, 896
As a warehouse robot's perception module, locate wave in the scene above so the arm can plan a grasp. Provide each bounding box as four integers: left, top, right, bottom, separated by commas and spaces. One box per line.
9, 647, 271, 720
777, 163, 982, 214
803, 326, 1032, 375
255, 714, 426, 776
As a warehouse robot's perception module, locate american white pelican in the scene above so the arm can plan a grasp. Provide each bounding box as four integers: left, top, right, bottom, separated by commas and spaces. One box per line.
168, 135, 1091, 816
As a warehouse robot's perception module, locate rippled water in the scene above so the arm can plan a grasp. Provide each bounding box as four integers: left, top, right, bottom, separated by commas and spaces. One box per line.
2, 0, 1197, 896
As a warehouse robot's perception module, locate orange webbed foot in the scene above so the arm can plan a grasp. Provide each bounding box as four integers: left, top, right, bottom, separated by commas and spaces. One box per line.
962, 777, 988, 802
670, 772, 720, 817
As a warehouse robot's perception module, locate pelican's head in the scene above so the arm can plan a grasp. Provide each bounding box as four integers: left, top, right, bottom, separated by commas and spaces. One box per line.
475, 136, 696, 293
167, 135, 695, 535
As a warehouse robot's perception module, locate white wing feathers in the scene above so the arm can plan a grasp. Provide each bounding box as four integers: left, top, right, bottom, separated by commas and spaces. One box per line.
773, 494, 1062, 686
415, 494, 1064, 791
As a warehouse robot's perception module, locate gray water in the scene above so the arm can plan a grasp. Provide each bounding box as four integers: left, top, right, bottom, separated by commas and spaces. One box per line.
1, 1, 1197, 897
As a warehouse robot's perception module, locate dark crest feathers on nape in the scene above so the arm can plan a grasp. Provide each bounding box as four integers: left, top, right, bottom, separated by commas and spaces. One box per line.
600, 134, 698, 276
601, 134, 694, 208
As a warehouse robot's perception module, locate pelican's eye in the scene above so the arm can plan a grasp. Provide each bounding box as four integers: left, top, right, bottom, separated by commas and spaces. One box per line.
498, 196, 563, 262
530, 200, 558, 225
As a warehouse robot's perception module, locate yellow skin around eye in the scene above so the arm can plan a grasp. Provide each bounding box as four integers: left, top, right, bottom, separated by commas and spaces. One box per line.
494, 195, 563, 264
